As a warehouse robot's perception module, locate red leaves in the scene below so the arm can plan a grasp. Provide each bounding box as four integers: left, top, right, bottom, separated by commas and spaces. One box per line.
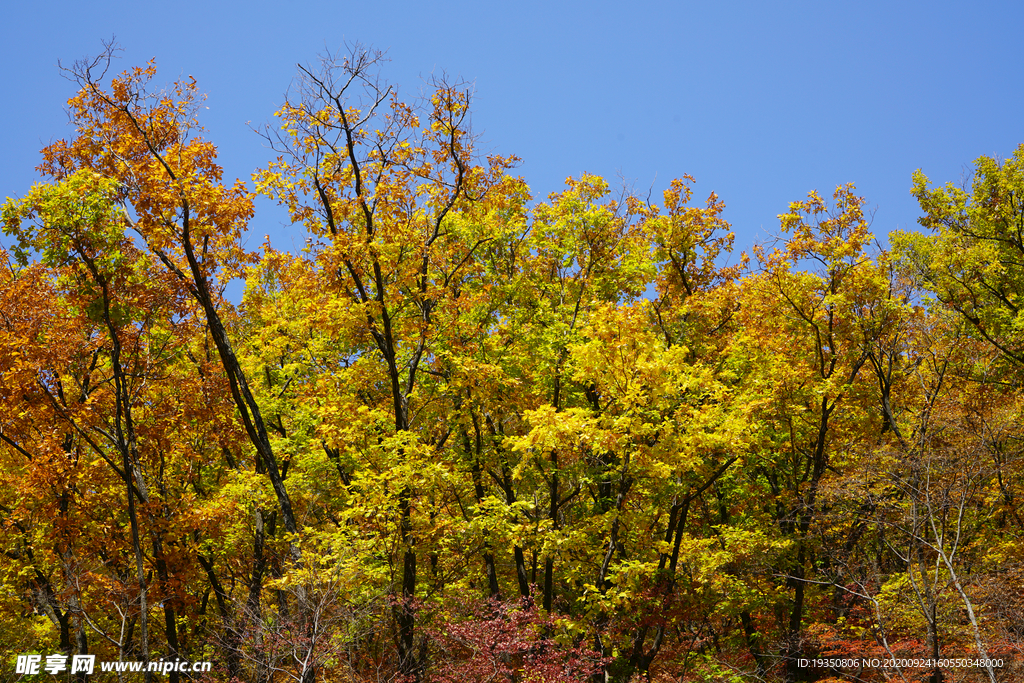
431, 598, 606, 683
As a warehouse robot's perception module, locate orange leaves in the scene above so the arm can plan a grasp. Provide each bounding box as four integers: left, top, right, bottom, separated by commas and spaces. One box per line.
654, 177, 737, 295
746, 184, 886, 382
38, 59, 256, 284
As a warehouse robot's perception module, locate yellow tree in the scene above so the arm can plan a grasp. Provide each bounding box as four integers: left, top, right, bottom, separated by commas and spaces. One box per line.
253, 45, 522, 679
737, 185, 890, 681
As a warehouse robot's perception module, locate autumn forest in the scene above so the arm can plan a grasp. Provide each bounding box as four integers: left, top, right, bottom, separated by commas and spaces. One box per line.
0, 46, 1021, 683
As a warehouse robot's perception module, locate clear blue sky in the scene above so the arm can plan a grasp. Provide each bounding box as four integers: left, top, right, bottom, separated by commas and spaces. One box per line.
4, 1, 1023, 269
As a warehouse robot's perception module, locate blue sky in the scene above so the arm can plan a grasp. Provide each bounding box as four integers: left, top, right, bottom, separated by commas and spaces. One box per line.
4, 0, 1023, 270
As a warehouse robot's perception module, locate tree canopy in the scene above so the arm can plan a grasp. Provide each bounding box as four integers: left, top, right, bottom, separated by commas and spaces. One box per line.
0, 46, 1020, 683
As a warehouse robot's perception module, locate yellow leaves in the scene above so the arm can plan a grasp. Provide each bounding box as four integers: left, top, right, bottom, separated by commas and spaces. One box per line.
776, 183, 872, 266
568, 300, 749, 461
905, 145, 1024, 376
514, 406, 606, 461
571, 302, 671, 402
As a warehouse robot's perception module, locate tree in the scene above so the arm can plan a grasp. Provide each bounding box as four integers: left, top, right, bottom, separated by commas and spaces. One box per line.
254, 45, 521, 680
4, 43, 1023, 683
41, 45, 301, 558
909, 144, 1024, 377
7, 45, 312, 680
737, 185, 890, 681
3, 172, 183, 674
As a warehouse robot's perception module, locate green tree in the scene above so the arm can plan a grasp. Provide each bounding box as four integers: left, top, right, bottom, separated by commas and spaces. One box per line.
907, 144, 1024, 377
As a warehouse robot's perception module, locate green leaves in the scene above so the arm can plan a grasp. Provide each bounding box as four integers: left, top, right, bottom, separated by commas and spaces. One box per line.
3, 171, 124, 270
906, 145, 1024, 371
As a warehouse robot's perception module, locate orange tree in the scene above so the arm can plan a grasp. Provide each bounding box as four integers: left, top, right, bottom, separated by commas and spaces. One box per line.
1, 170, 248, 679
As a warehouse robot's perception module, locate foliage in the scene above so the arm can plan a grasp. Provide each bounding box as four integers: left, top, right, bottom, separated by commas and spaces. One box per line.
0, 44, 1019, 683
